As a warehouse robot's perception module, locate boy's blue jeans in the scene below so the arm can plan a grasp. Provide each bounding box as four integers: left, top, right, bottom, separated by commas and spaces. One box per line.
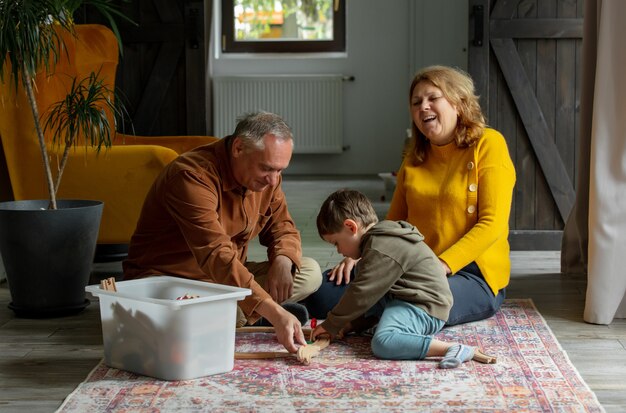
367, 296, 444, 360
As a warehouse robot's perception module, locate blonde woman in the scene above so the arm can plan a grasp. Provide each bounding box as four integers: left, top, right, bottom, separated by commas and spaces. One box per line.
325, 66, 516, 325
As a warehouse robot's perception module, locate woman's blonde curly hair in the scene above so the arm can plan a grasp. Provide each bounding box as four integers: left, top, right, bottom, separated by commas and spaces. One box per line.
406, 65, 485, 165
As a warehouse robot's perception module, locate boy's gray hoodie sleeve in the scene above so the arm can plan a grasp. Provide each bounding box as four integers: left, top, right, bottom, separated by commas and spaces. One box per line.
321, 249, 404, 336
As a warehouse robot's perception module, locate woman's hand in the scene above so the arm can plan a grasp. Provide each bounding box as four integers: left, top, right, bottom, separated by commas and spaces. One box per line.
439, 258, 452, 275
328, 257, 359, 285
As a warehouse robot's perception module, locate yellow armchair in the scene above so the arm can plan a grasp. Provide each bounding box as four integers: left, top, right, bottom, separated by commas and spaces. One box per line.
0, 24, 217, 245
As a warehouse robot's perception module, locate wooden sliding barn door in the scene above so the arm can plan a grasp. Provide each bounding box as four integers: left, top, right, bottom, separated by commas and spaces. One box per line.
468, 0, 583, 249
81, 0, 208, 136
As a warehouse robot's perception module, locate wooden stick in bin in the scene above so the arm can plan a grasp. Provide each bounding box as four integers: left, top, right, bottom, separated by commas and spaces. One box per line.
100, 277, 117, 292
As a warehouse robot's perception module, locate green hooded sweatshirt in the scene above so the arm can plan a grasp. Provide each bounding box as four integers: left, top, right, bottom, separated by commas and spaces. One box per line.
322, 220, 453, 336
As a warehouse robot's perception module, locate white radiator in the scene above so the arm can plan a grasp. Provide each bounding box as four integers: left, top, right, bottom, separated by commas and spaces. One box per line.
213, 75, 344, 154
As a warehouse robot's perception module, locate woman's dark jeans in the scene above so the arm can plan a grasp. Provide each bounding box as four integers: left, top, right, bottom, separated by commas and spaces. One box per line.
299, 269, 350, 319
300, 263, 505, 325
445, 262, 505, 326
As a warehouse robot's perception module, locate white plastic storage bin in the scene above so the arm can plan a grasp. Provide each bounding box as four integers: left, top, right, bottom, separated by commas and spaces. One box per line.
86, 276, 251, 380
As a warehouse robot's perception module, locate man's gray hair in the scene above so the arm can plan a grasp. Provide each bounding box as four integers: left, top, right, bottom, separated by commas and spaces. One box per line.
233, 111, 293, 151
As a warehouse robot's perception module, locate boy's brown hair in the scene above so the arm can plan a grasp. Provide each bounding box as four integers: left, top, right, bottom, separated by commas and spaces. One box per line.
316, 189, 379, 237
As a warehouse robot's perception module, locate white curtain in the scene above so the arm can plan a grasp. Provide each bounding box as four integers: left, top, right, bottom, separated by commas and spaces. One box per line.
561, 0, 626, 324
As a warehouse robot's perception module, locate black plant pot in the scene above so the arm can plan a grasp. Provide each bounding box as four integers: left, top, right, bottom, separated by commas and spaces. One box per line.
0, 199, 103, 318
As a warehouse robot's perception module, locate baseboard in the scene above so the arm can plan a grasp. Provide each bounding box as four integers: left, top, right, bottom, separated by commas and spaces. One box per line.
509, 230, 562, 251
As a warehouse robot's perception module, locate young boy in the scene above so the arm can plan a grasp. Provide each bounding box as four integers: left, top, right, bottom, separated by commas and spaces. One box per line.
311, 189, 477, 368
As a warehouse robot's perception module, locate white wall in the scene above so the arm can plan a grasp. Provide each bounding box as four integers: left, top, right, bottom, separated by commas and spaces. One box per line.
210, 0, 468, 175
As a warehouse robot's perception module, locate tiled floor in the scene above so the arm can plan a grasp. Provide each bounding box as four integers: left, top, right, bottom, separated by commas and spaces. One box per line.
1, 175, 625, 412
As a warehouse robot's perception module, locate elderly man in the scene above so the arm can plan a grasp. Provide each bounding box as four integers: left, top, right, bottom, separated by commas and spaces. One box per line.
123, 111, 322, 353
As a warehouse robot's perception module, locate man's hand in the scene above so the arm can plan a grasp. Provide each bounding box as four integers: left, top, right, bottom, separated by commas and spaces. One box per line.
256, 299, 306, 353
329, 257, 359, 285
266, 255, 294, 303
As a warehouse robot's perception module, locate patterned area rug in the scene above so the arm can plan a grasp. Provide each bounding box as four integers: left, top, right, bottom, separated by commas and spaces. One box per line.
56, 299, 604, 412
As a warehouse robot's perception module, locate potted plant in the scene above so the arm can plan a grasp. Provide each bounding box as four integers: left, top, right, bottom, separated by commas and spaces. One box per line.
0, 0, 130, 317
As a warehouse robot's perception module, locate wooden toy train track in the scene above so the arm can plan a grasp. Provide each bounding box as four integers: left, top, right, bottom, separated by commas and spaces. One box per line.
235, 326, 330, 365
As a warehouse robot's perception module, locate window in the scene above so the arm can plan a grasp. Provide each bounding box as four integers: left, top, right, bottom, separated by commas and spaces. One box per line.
221, 0, 345, 53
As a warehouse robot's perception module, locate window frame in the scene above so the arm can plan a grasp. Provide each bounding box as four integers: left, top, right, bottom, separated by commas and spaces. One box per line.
221, 0, 346, 53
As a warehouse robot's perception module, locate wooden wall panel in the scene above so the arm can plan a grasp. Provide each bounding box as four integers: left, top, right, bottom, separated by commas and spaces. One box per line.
468, 0, 583, 249
80, 0, 207, 136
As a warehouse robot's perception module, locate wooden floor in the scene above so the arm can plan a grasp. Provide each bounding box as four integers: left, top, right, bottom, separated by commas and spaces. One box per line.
1, 176, 625, 412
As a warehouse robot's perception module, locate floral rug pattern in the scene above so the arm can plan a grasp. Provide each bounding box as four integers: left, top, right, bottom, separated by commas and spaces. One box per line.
56, 299, 604, 412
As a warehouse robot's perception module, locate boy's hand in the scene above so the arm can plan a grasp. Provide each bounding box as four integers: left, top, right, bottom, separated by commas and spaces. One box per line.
337, 322, 354, 339
311, 324, 331, 341
329, 257, 359, 285
338, 315, 379, 338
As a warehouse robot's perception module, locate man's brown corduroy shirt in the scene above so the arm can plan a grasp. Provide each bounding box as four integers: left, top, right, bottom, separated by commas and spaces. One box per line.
123, 136, 302, 320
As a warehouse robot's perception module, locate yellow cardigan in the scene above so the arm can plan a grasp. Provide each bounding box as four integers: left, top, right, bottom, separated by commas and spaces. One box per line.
387, 128, 516, 295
